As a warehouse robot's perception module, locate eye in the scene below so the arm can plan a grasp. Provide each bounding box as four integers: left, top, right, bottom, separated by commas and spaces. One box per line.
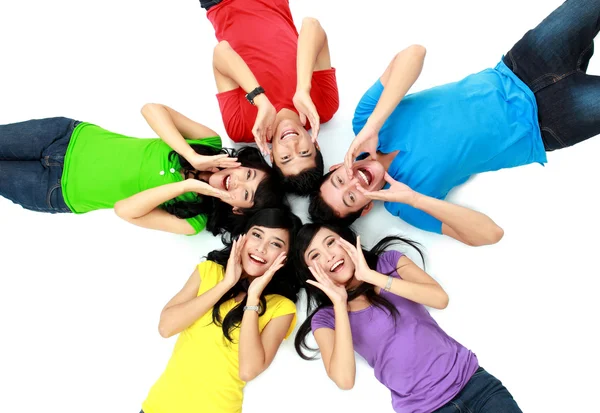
326, 238, 335, 247
271, 242, 283, 249
245, 190, 249, 201
247, 170, 251, 180
252, 231, 261, 239
300, 150, 309, 155
282, 155, 290, 161
310, 252, 320, 260
349, 193, 356, 203
337, 176, 343, 184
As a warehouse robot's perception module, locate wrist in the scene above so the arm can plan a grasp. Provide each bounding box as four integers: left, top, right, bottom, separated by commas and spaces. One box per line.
295, 84, 311, 95
410, 191, 423, 208
251, 91, 269, 108
246, 295, 260, 306
364, 119, 382, 134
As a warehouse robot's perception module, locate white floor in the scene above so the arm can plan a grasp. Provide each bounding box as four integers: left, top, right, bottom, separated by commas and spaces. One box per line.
1, 0, 599, 412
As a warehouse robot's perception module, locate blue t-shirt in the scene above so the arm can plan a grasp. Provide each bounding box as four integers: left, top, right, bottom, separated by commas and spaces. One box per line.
352, 59, 547, 234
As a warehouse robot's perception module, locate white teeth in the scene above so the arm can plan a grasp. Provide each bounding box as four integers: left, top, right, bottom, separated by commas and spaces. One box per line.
281, 130, 299, 140
330, 259, 344, 272
225, 175, 231, 190
358, 170, 369, 185
250, 254, 266, 264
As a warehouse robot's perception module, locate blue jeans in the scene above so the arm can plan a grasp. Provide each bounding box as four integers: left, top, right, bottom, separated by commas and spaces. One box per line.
433, 368, 522, 413
0, 117, 76, 213
504, 0, 600, 151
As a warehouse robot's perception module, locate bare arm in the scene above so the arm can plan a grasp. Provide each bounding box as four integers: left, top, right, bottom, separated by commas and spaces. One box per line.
114, 181, 196, 235
238, 308, 294, 382
158, 267, 234, 338
141, 103, 219, 162
314, 304, 356, 390
296, 17, 331, 91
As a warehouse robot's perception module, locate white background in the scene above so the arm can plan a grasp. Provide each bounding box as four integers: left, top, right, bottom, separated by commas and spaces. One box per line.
1, 0, 599, 412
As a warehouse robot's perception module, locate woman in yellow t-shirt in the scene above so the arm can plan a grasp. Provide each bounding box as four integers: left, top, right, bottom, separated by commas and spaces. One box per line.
141, 207, 301, 413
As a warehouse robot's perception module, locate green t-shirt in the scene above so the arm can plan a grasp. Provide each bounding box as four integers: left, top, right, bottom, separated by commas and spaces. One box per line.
61, 123, 222, 235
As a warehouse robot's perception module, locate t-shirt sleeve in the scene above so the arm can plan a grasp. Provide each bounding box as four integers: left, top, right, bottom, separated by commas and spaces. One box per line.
216, 88, 255, 143
310, 68, 340, 124
196, 260, 225, 296
311, 307, 335, 332
184, 214, 208, 236
385, 201, 443, 235
377, 250, 405, 279
267, 296, 297, 339
352, 79, 384, 135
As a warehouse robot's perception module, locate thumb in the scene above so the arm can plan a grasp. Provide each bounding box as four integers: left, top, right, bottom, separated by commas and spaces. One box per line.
299, 112, 307, 125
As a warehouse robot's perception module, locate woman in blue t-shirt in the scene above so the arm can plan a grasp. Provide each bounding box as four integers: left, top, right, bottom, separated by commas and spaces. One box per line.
293, 223, 522, 413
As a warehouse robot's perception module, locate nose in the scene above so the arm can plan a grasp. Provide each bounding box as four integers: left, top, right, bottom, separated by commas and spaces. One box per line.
231, 175, 239, 189
347, 176, 360, 189
256, 240, 267, 254
325, 250, 335, 262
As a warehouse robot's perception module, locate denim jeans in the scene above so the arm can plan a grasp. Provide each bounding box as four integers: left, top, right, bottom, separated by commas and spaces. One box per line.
433, 368, 522, 413
504, 0, 600, 151
0, 117, 77, 213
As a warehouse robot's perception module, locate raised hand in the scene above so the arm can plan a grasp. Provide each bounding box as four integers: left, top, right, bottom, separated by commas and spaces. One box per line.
344, 124, 379, 179
252, 97, 277, 156
336, 236, 374, 284
355, 172, 417, 205
293, 89, 320, 142
184, 179, 232, 202
186, 153, 240, 173
223, 235, 247, 288
248, 252, 287, 300
307, 261, 348, 305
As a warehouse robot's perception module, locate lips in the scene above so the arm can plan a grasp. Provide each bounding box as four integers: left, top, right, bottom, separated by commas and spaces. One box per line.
330, 259, 344, 272
223, 175, 231, 190
280, 129, 299, 140
249, 253, 267, 265
356, 168, 372, 187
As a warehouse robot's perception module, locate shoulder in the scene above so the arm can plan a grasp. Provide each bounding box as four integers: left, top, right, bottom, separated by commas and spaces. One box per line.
265, 295, 297, 316
196, 260, 225, 294
311, 306, 335, 331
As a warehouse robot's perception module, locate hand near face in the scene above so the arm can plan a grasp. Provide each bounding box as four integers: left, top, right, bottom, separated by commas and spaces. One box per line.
344, 124, 379, 179
293, 89, 320, 142
224, 235, 246, 288
355, 172, 417, 205
248, 252, 287, 300
307, 261, 348, 305
186, 153, 241, 173
185, 179, 232, 201
336, 236, 374, 284
252, 97, 277, 156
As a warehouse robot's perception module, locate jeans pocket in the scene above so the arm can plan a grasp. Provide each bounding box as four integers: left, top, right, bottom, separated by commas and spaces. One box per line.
46, 183, 68, 212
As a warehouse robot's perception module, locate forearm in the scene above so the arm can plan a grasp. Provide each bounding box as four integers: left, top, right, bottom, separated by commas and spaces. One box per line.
412, 193, 504, 246
238, 295, 266, 381
296, 17, 327, 92
213, 41, 262, 94
159, 281, 232, 338
141, 103, 205, 160
367, 270, 448, 309
366, 45, 426, 131
328, 303, 356, 389
114, 181, 189, 219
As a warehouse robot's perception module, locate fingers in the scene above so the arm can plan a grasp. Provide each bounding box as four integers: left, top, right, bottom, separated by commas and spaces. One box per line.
309, 114, 320, 142
306, 279, 328, 294
355, 183, 386, 201
383, 172, 396, 184
344, 146, 357, 179
299, 112, 307, 125
336, 238, 357, 265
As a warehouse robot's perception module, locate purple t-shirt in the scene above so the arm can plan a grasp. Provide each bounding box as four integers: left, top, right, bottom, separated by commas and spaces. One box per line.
311, 250, 479, 413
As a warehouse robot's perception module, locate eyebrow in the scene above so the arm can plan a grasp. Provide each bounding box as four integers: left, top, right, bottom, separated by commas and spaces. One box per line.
330, 174, 339, 189
273, 237, 286, 245
254, 227, 287, 244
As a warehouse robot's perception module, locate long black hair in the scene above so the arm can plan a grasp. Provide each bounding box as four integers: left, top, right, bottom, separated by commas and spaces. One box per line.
292, 223, 424, 360
162, 144, 284, 236
206, 207, 302, 342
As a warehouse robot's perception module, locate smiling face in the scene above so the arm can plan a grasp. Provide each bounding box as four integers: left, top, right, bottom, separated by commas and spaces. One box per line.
241, 225, 291, 277
319, 159, 386, 217
271, 118, 317, 176
303, 227, 355, 285
208, 167, 267, 208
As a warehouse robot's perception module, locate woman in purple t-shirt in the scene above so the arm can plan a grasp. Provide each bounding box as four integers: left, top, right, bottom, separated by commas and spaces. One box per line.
293, 223, 522, 413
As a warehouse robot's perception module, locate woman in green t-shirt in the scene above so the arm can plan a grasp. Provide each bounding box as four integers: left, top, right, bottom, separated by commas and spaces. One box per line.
0, 103, 283, 235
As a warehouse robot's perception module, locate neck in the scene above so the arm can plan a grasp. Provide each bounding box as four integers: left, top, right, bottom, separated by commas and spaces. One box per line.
377, 150, 400, 172
276, 108, 301, 125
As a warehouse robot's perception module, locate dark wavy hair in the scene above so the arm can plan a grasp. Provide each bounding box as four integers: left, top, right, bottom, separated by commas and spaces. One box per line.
206, 207, 303, 342
163, 145, 284, 236
272, 148, 324, 195
292, 223, 423, 360
308, 171, 364, 225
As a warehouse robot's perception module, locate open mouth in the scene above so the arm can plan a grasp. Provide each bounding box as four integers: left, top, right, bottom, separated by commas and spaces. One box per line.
330, 259, 344, 273
249, 253, 267, 265
357, 168, 372, 187
223, 175, 231, 190
280, 129, 299, 140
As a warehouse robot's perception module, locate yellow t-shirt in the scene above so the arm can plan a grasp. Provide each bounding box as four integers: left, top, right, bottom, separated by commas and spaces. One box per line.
142, 260, 297, 413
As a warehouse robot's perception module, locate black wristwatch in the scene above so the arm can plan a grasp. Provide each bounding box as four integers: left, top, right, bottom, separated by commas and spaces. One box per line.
245, 86, 265, 106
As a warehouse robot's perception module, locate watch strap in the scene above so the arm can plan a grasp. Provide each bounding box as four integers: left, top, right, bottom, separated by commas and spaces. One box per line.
245, 86, 265, 105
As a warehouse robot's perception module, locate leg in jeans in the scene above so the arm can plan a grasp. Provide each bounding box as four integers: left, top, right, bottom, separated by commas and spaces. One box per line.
0, 117, 75, 161
503, 0, 600, 150
434, 367, 522, 413
0, 160, 70, 213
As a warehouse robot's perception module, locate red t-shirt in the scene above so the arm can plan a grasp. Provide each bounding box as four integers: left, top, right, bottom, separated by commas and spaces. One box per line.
207, 0, 340, 142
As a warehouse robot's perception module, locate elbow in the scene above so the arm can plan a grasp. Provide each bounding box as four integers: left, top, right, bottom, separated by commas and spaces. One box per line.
302, 17, 321, 28
476, 224, 505, 247
158, 322, 175, 339
113, 201, 129, 220
141, 102, 160, 118
435, 293, 450, 310
238, 366, 261, 382
399, 44, 427, 61
213, 40, 231, 65
333, 376, 355, 390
